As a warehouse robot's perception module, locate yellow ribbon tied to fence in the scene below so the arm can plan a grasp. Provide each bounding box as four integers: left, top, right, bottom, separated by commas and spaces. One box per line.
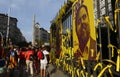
116, 49, 120, 72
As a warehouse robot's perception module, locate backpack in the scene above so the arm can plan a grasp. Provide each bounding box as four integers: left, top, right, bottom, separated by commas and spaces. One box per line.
29, 54, 34, 61
37, 50, 44, 60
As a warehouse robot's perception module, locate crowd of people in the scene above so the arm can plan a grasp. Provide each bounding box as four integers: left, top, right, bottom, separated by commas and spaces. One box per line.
0, 44, 50, 77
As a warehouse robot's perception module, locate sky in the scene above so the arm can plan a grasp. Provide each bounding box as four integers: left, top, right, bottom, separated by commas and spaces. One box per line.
0, 0, 66, 42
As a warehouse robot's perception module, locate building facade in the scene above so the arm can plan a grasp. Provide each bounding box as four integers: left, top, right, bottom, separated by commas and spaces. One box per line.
33, 22, 50, 47
0, 13, 26, 46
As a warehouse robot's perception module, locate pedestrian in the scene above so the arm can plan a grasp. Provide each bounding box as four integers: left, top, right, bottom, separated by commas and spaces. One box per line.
18, 47, 26, 77
40, 45, 49, 77
33, 47, 39, 74
25, 45, 34, 77
6, 46, 18, 77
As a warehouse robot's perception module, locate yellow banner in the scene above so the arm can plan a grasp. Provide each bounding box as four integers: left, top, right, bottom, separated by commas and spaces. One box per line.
72, 0, 97, 60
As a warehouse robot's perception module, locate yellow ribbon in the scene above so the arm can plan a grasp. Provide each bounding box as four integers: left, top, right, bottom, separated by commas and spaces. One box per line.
81, 57, 86, 69
93, 63, 103, 71
116, 49, 120, 72
98, 64, 112, 77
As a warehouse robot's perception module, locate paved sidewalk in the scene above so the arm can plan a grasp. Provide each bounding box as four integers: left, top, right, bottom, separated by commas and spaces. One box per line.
0, 63, 69, 77
47, 64, 69, 77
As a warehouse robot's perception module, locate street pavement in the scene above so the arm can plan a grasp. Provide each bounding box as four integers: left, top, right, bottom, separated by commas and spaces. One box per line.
0, 63, 69, 77
47, 64, 69, 77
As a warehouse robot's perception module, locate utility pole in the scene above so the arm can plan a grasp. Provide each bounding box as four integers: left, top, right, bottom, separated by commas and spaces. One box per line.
6, 8, 10, 47
32, 14, 35, 46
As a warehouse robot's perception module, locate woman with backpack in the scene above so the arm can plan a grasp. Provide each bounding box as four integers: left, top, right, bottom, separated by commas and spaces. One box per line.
39, 45, 49, 77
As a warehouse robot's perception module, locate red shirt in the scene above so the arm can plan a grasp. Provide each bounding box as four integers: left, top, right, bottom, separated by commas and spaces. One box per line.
25, 50, 34, 60
18, 50, 26, 60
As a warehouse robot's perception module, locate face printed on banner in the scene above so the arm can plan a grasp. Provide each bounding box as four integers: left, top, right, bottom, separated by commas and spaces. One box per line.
76, 5, 90, 51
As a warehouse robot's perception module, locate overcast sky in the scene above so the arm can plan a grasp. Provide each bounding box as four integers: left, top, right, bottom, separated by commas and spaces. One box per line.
0, 0, 66, 42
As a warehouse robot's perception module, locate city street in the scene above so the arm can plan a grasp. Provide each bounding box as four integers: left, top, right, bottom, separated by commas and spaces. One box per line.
0, 0, 120, 77
0, 63, 69, 77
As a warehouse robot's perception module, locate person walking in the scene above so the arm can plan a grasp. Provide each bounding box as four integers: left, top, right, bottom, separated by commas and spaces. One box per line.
40, 45, 49, 77
33, 47, 39, 74
6, 46, 18, 77
25, 45, 34, 77
18, 47, 26, 77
